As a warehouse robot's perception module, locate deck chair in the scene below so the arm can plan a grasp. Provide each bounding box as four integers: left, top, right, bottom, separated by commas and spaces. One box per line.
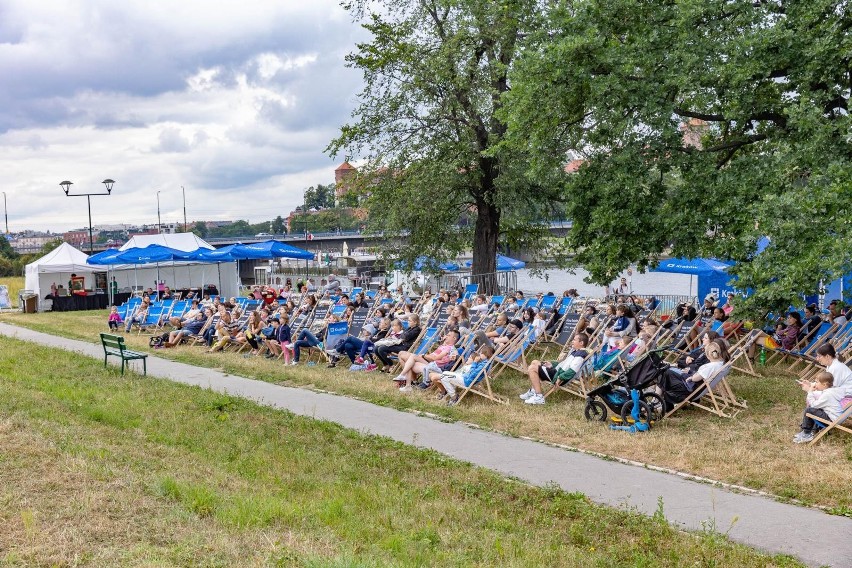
806, 400, 852, 445
765, 321, 837, 368
662, 358, 739, 419
137, 302, 165, 333
320, 321, 350, 362
184, 315, 216, 347
489, 326, 537, 379
453, 361, 507, 405
543, 351, 596, 400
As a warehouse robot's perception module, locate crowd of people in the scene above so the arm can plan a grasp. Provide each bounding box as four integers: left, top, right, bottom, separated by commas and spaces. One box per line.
108, 283, 852, 436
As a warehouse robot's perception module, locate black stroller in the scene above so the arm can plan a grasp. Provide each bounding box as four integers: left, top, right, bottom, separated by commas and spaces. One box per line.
584, 350, 668, 424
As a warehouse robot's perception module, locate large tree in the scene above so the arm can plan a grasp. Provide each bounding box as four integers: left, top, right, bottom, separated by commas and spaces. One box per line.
328, 0, 559, 292
508, 0, 851, 314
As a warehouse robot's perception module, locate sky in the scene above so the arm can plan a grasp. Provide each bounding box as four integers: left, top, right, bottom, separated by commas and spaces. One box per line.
0, 0, 367, 233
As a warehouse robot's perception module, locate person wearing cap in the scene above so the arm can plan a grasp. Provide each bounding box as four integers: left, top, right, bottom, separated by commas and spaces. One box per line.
701, 295, 717, 318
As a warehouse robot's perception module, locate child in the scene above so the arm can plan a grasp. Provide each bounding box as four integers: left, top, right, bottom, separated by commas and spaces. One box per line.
108, 306, 122, 330
794, 371, 845, 443
434, 345, 495, 405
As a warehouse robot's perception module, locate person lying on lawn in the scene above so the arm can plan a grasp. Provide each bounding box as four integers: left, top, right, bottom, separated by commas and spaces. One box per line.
432, 345, 495, 405
520, 332, 590, 405
394, 329, 460, 392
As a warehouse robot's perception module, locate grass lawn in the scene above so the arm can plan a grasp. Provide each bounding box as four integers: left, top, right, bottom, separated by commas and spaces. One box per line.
0, 335, 802, 567
2, 309, 851, 514
0, 275, 24, 308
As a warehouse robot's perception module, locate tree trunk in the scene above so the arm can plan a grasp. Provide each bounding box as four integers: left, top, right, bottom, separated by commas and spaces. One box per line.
471, 198, 500, 295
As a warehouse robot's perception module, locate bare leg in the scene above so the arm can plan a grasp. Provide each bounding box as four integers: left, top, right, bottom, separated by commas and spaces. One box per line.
527, 360, 544, 394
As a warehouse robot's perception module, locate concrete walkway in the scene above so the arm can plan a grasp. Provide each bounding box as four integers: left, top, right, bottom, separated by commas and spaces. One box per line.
1, 322, 849, 567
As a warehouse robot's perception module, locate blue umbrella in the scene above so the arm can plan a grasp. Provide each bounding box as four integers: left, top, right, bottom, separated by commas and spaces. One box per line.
112, 244, 191, 264
87, 248, 125, 266
232, 240, 314, 260
191, 244, 243, 262
464, 254, 526, 271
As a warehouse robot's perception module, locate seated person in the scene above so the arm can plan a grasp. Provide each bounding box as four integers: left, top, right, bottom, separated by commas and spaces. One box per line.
375, 314, 422, 372
168, 298, 202, 328
655, 338, 729, 410
265, 315, 293, 362
671, 331, 720, 376
799, 304, 824, 340
604, 304, 637, 348
124, 298, 151, 332
289, 314, 340, 365
469, 294, 490, 314
520, 332, 590, 405
432, 345, 495, 404
395, 330, 460, 392
748, 311, 802, 360
208, 311, 241, 352
625, 324, 658, 363
164, 311, 208, 347
793, 371, 845, 443
594, 336, 629, 375
332, 317, 391, 366
474, 317, 520, 350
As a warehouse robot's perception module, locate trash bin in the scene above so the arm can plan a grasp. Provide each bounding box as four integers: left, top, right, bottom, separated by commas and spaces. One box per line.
22, 294, 38, 313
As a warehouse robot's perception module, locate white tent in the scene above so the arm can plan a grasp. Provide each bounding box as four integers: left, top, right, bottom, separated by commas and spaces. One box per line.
111, 232, 238, 299
24, 243, 101, 309
119, 232, 214, 252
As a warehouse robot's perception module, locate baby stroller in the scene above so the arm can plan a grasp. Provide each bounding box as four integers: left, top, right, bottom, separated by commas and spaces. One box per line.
584, 350, 668, 424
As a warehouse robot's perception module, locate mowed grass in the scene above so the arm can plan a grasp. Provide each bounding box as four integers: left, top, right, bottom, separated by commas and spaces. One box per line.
3, 309, 852, 513
0, 336, 802, 567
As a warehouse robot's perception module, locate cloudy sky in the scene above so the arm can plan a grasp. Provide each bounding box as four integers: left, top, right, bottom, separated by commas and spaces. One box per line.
0, 0, 367, 233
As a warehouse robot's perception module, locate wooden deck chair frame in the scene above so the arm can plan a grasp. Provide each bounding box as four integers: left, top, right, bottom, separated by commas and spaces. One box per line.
806, 402, 852, 445
543, 352, 596, 400
662, 358, 740, 419
488, 326, 537, 379
453, 363, 508, 406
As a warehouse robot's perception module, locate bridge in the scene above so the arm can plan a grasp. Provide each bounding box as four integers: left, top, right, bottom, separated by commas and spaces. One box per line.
80, 221, 573, 254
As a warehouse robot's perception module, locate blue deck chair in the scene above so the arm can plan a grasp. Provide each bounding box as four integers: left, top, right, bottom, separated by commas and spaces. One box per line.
320, 321, 350, 362
766, 321, 836, 367
138, 302, 165, 333
463, 283, 479, 301
538, 295, 558, 312
365, 289, 377, 300
490, 326, 536, 379
331, 304, 347, 317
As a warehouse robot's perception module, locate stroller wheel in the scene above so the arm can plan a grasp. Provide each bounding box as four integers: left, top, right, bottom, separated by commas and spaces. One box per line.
620, 399, 654, 427
584, 400, 607, 421
640, 392, 665, 422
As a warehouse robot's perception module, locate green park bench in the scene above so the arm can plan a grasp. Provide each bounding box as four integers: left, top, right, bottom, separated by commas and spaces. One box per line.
100, 333, 148, 376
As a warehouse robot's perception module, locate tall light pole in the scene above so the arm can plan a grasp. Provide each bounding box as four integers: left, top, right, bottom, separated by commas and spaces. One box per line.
303, 190, 309, 285
156, 190, 162, 233
60, 179, 114, 252
181, 186, 187, 233
1, 191, 7, 234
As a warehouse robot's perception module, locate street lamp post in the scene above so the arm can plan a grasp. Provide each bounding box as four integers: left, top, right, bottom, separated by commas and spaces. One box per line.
156, 190, 162, 233
60, 179, 114, 253
181, 186, 187, 233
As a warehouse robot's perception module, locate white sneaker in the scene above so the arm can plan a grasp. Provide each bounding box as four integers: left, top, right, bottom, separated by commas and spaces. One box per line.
399, 385, 412, 393
792, 430, 808, 442
519, 388, 536, 400
524, 393, 546, 405
289, 361, 298, 366
391, 375, 406, 382
793, 432, 814, 444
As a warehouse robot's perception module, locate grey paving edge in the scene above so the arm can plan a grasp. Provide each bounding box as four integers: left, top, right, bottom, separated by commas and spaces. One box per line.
1, 322, 849, 567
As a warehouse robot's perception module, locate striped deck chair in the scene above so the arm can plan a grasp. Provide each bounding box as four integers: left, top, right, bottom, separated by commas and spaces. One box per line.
806, 400, 852, 445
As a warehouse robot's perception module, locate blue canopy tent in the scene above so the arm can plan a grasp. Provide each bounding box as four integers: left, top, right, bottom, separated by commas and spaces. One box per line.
395, 256, 460, 272
652, 257, 733, 303
231, 240, 314, 260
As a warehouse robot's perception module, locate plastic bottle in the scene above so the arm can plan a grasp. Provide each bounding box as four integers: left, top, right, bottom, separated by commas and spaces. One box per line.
758, 347, 767, 366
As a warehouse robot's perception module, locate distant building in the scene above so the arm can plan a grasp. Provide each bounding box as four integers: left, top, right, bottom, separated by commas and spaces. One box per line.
15, 234, 58, 253
62, 230, 89, 248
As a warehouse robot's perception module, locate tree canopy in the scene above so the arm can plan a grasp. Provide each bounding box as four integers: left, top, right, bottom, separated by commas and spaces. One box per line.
506, 0, 851, 314
329, 0, 566, 292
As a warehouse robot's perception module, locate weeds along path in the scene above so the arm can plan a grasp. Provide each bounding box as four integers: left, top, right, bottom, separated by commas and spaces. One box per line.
0, 321, 850, 567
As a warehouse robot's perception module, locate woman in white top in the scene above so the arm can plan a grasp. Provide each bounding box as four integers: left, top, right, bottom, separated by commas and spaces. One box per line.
656, 339, 729, 409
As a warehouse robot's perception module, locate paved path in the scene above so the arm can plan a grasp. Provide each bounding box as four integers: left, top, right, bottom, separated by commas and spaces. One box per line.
1, 322, 849, 567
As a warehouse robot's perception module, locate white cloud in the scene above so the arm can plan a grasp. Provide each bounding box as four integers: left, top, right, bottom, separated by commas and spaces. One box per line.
0, 0, 367, 232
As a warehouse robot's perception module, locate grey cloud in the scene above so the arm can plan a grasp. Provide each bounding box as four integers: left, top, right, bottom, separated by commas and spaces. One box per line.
154, 127, 191, 153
